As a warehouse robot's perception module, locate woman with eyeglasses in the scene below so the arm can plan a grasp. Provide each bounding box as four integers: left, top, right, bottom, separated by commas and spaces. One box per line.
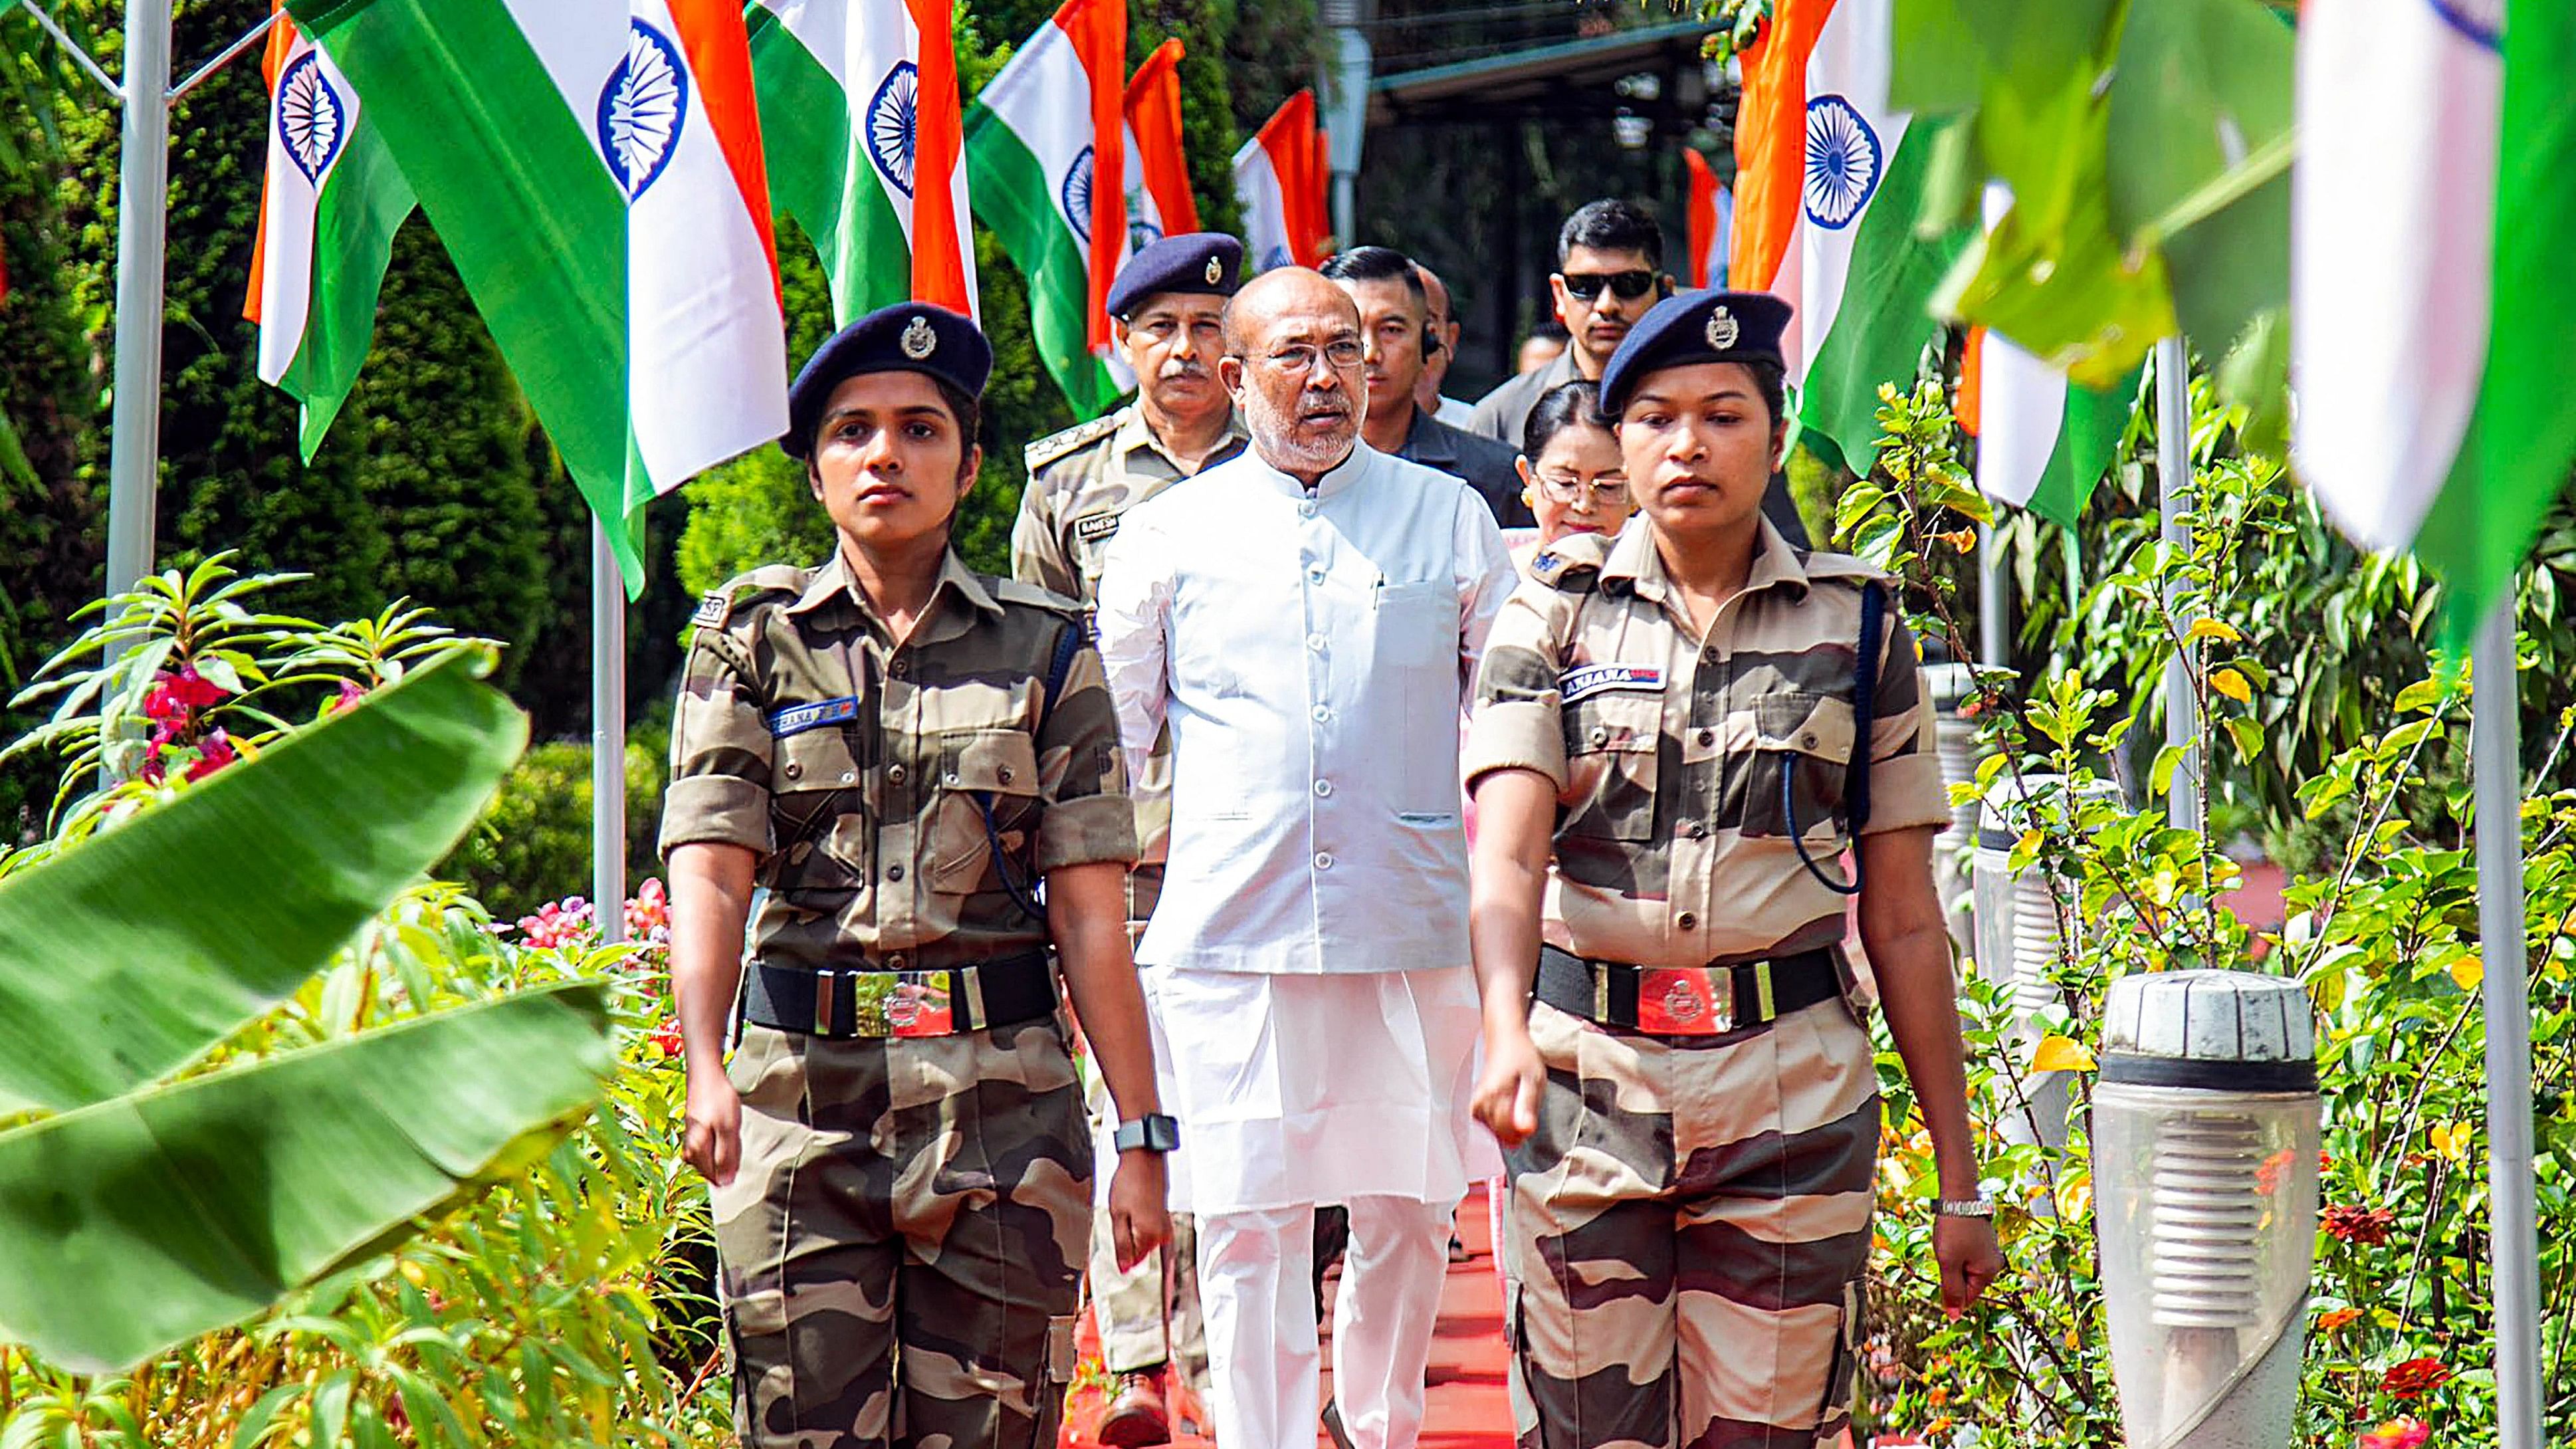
1512, 380, 1636, 575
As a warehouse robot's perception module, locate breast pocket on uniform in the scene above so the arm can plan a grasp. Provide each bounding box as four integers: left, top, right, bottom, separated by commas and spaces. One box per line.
928, 726, 1043, 895
1740, 691, 1856, 842
1558, 691, 1663, 841
768, 728, 867, 888
1372, 579, 1453, 669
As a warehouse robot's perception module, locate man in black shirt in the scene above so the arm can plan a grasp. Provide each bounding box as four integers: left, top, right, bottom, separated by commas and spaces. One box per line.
1319, 246, 1533, 530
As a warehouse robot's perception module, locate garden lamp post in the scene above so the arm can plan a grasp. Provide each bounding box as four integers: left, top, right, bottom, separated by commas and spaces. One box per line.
2094, 970, 2319, 1449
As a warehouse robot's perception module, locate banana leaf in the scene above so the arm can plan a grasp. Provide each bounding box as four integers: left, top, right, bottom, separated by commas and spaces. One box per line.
0, 651, 526, 1115
0, 980, 613, 1372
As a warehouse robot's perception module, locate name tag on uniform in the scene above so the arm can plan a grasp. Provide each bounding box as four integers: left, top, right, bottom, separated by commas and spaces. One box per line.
769, 697, 860, 737
1074, 512, 1121, 543
1559, 663, 1664, 704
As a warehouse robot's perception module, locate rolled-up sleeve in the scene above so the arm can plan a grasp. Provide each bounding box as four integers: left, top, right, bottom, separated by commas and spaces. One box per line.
1859, 612, 1951, 835
1091, 513, 1174, 787
1033, 637, 1140, 871
1461, 580, 1569, 792
659, 626, 775, 857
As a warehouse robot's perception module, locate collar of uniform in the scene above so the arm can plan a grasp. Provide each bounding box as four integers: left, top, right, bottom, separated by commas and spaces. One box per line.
1119, 402, 1250, 474
1243, 437, 1376, 500
1600, 512, 1810, 602
785, 545, 1005, 623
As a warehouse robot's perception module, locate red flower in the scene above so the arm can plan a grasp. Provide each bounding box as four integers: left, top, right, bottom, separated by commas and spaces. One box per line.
325, 679, 367, 715
139, 742, 167, 784
182, 728, 238, 783
626, 877, 671, 943
513, 897, 597, 950
2381, 1358, 2453, 1399
2322, 1204, 2398, 1246
649, 1023, 683, 1059
2359, 1418, 2430, 1449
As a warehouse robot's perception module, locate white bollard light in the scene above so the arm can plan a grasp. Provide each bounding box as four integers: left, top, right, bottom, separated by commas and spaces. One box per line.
1973, 774, 2117, 1157
2095, 970, 2320, 1449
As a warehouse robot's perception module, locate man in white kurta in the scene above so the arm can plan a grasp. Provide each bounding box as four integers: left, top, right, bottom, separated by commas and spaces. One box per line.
1093, 269, 1515, 1449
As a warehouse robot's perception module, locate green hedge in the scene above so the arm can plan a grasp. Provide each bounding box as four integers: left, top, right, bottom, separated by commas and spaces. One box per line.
439, 724, 668, 925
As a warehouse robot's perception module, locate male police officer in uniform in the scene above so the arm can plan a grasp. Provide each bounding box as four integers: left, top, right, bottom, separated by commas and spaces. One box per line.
1012, 233, 1247, 1444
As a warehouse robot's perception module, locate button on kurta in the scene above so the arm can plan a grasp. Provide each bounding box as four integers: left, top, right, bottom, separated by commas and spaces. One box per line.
1307, 633, 1328, 652
1315, 780, 1334, 798
1315, 852, 1335, 870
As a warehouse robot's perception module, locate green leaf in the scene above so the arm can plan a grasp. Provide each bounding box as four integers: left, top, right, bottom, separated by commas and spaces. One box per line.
2394, 676, 2448, 715
0, 982, 611, 1372
0, 653, 526, 1115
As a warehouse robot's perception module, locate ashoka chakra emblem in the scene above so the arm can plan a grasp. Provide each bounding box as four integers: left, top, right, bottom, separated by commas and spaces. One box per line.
277, 51, 346, 186
2428, 0, 2502, 47
599, 19, 690, 201
1062, 146, 1095, 245
1802, 94, 1883, 230
1127, 186, 1162, 251
868, 62, 920, 198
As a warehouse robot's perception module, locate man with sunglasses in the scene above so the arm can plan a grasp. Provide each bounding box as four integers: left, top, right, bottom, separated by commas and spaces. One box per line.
1466, 199, 1667, 451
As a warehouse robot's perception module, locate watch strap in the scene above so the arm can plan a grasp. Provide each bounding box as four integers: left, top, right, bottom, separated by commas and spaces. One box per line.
1935, 1197, 1996, 1219
1113, 1114, 1181, 1153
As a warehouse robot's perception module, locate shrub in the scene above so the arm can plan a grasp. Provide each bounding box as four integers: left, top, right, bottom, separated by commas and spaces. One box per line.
441, 727, 668, 926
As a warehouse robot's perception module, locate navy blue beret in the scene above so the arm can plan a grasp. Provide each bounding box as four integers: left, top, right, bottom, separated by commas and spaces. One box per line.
783, 303, 992, 459
1595, 289, 1794, 421
1105, 232, 1243, 318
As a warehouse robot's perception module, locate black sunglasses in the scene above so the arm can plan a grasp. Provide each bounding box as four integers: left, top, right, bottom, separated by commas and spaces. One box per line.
1559, 270, 1658, 302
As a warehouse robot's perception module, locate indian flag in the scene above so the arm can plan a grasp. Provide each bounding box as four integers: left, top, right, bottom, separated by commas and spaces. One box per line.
1125, 38, 1198, 243
1776, 0, 1964, 475
282, 0, 788, 591
965, 0, 1127, 420
2294, 0, 2576, 641
1682, 146, 1730, 288
245, 7, 415, 462
1965, 187, 2137, 527
746, 0, 979, 322
1235, 89, 1327, 273
1727, 0, 1825, 292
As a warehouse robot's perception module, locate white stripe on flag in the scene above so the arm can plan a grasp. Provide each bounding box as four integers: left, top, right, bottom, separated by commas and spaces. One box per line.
1795, 0, 1907, 384
256, 33, 328, 386
1973, 185, 2066, 508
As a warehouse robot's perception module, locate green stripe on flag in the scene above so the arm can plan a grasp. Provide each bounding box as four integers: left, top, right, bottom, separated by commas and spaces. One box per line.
1799, 118, 1969, 479
2418, 0, 2576, 646
285, 0, 643, 588
964, 107, 1117, 420
2023, 366, 2141, 528
279, 122, 415, 463
747, 12, 911, 324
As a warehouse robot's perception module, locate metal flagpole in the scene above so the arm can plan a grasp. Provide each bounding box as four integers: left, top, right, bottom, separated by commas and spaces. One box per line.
1978, 523, 2007, 669
591, 522, 627, 946
102, 0, 173, 600
2473, 599, 2541, 1449
2155, 335, 2199, 832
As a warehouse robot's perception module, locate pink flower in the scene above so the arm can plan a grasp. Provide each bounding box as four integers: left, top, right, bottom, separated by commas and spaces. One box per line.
325, 679, 367, 715
626, 877, 671, 943
2359, 1416, 2430, 1449
139, 742, 167, 784
514, 897, 597, 950
182, 728, 238, 783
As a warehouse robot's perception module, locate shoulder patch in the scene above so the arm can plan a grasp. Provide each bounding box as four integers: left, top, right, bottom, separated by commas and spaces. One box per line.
1023, 411, 1123, 473
1073, 512, 1121, 543
1529, 530, 1616, 594
696, 564, 811, 631
989, 576, 1086, 616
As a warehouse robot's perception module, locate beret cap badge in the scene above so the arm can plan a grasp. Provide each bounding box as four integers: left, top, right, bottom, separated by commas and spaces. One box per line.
1205, 254, 1224, 285
900, 315, 938, 360
1705, 305, 1740, 351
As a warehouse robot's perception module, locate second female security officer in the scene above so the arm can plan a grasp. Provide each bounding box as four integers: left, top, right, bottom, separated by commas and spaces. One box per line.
1461, 290, 2003, 1448
661, 304, 1176, 1448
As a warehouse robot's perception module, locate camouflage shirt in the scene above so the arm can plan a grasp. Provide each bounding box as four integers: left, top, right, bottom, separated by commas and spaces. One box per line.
659, 547, 1137, 973
1012, 403, 1245, 887
1461, 517, 1949, 969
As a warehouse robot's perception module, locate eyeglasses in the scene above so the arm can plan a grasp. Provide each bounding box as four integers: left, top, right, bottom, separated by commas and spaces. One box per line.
1255, 339, 1366, 374
1535, 473, 1630, 506
1558, 270, 1658, 303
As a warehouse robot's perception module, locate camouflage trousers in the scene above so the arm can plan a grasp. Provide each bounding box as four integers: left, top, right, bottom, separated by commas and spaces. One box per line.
1504, 997, 1879, 1449
712, 1016, 1093, 1449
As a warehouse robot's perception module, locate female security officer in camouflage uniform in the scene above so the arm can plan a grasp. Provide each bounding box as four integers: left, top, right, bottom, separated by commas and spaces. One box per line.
1461, 290, 2003, 1448
661, 303, 1176, 1449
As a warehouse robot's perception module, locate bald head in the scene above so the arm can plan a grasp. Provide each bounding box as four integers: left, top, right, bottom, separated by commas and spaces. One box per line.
1218, 268, 1366, 481
1414, 264, 1459, 405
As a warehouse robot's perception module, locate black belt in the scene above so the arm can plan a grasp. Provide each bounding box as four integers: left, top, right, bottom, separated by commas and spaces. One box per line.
1535, 944, 1840, 1035
744, 952, 1055, 1039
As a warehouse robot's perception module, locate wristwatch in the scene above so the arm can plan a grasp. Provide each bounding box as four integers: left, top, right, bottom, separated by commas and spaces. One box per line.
1113, 1114, 1182, 1154
1936, 1197, 1997, 1219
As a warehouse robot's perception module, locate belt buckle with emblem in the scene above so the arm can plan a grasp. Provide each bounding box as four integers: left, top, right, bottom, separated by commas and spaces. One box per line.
1635, 966, 1733, 1034
851, 969, 956, 1037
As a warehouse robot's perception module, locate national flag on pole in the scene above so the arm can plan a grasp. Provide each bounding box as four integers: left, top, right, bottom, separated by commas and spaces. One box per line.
1964, 185, 2135, 527
245, 6, 415, 462
2293, 0, 2576, 641
1125, 38, 1197, 245
1729, 0, 1826, 294
282, 0, 790, 592
1682, 147, 1730, 289
745, 0, 979, 323
1235, 89, 1328, 273
964, 0, 1127, 420
1778, 0, 1965, 475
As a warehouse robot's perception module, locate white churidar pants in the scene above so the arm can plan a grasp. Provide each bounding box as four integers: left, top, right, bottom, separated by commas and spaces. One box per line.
1197, 1194, 1458, 1449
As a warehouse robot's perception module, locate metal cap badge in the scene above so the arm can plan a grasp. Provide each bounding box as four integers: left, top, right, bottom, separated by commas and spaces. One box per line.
1705, 305, 1739, 350
901, 315, 938, 360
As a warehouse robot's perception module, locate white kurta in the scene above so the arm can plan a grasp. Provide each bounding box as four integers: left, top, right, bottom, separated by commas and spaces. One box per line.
1092, 441, 1515, 1212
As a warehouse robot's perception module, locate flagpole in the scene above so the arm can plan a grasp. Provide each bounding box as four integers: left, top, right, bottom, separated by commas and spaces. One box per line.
2474, 596, 2541, 1449
2156, 334, 2199, 832
102, 0, 173, 602
1978, 523, 2007, 669
591, 521, 627, 947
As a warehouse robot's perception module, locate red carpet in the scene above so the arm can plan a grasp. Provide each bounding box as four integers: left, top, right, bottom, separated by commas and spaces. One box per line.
1059, 1182, 1517, 1449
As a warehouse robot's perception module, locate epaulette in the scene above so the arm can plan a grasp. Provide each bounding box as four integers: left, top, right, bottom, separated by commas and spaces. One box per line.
1799, 548, 1889, 591
1022, 411, 1123, 473
1528, 530, 1616, 594
989, 576, 1086, 617
691, 564, 809, 631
